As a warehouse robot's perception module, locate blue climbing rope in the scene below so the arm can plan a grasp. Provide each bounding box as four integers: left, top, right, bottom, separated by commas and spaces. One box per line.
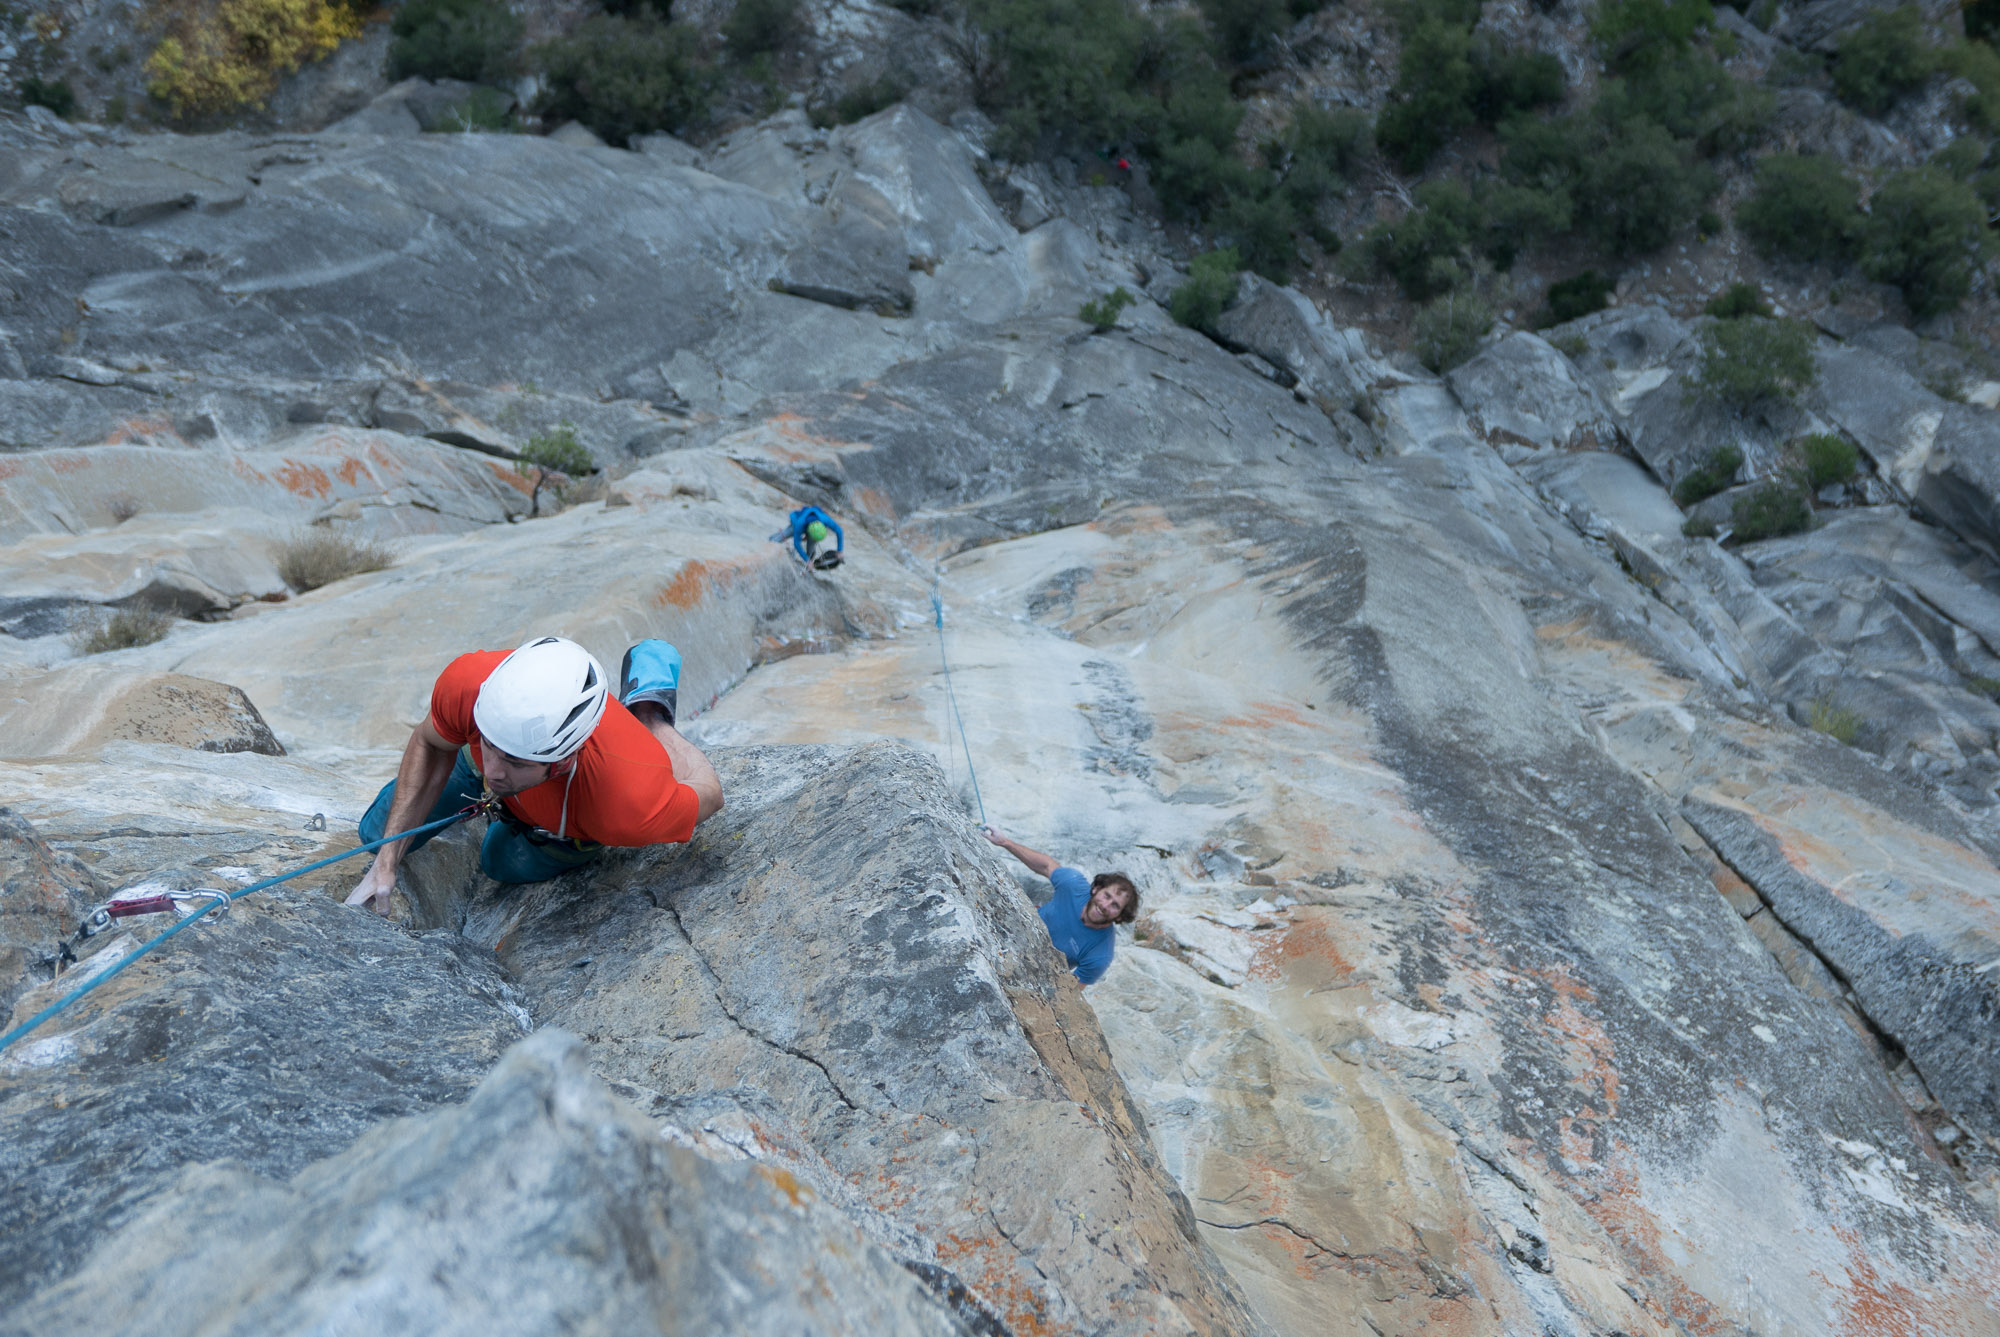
0, 806, 479, 1058
931, 581, 988, 827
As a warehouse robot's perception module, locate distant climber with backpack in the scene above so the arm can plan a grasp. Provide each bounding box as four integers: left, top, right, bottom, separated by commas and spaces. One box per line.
344, 636, 723, 913
772, 505, 844, 570
983, 826, 1139, 986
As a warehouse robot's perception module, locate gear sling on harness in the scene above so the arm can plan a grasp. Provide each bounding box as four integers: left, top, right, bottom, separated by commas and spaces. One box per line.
0, 804, 487, 1058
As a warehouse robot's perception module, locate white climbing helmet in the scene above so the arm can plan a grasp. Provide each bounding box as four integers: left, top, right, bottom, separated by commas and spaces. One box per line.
472, 636, 608, 763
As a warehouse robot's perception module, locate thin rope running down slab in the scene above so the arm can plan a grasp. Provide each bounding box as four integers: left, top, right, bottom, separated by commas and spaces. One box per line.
931, 582, 988, 828
0, 806, 481, 1058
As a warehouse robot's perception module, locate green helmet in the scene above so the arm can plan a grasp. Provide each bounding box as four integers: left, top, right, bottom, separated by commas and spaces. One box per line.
805, 519, 830, 543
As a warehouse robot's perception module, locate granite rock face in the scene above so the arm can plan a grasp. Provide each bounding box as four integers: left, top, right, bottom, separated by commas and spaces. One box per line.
5, 100, 2000, 1337
8, 1031, 998, 1337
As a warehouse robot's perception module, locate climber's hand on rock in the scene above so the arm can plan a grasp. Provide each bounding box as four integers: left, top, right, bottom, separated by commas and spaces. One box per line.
982, 825, 1006, 846
344, 858, 397, 916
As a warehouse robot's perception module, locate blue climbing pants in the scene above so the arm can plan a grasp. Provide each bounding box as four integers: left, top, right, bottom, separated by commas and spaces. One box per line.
359, 746, 603, 885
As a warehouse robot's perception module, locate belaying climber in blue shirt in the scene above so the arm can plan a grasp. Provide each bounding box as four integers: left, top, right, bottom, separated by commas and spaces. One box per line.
771, 505, 844, 570
983, 827, 1139, 986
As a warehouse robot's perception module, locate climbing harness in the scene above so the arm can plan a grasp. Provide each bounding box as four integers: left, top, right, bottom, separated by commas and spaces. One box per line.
0, 804, 485, 1059
930, 580, 988, 827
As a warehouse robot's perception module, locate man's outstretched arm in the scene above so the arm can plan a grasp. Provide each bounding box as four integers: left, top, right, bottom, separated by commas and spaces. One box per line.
346, 717, 459, 915
983, 826, 1059, 878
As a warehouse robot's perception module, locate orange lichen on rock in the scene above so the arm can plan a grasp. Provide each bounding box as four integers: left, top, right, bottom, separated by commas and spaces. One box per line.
272, 459, 334, 499
654, 556, 760, 610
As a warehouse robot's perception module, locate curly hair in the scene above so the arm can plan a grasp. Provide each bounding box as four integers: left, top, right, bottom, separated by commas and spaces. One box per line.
1091, 872, 1140, 924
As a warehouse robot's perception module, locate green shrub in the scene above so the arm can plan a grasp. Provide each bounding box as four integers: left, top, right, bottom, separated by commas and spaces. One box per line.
389, 0, 522, 84
1796, 433, 1860, 488
533, 16, 709, 147
1169, 248, 1241, 333
1591, 0, 1713, 74
1832, 5, 1934, 116
1944, 38, 2000, 136
1672, 443, 1743, 504
1600, 48, 1771, 153
1540, 271, 1613, 325
1932, 136, 1987, 179
1358, 179, 1480, 299
1582, 118, 1714, 256
518, 424, 596, 516
21, 77, 75, 117
1862, 166, 1990, 318
1682, 514, 1719, 537
74, 603, 173, 655
723, 0, 799, 57
822, 75, 905, 125
1197, 0, 1319, 63
1805, 694, 1863, 743
275, 529, 394, 592
1413, 290, 1493, 371
1704, 281, 1771, 318
1375, 18, 1478, 172
1277, 103, 1370, 223
1731, 482, 1813, 541
1481, 181, 1575, 268
1694, 317, 1817, 406
1475, 47, 1567, 123
1079, 286, 1136, 331
966, 0, 1154, 159
1735, 153, 1863, 264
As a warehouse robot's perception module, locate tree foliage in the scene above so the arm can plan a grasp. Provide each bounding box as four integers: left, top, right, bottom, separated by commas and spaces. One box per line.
389, 0, 523, 85
1862, 166, 1990, 317
532, 15, 710, 146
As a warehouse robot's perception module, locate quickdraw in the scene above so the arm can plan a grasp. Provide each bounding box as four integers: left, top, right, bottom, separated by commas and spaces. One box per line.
40, 890, 232, 980
2, 803, 485, 1058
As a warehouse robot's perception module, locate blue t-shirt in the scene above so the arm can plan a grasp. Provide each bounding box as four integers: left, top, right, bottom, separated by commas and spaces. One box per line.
1038, 867, 1115, 986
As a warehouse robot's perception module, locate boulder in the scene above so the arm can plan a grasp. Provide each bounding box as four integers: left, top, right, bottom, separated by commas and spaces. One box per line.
0, 668, 285, 760
1443, 329, 1619, 455
1913, 403, 2000, 563
830, 104, 1016, 266
770, 176, 917, 316
1211, 274, 1389, 412
1811, 340, 1946, 495
8, 1031, 997, 1337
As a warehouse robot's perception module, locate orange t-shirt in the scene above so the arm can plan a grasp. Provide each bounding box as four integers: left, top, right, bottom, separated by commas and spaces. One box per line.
429, 650, 700, 848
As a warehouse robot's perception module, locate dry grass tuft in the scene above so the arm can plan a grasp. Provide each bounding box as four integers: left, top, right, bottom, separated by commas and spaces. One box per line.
74, 604, 174, 655
275, 528, 395, 592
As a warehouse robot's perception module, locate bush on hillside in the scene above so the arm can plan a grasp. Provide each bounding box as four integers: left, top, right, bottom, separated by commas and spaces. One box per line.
517, 424, 596, 516
1704, 281, 1771, 318
1276, 103, 1371, 226
1862, 165, 1990, 317
533, 16, 709, 147
1580, 118, 1714, 256
1599, 47, 1771, 153
1944, 37, 2000, 136
1356, 180, 1480, 299
1079, 287, 1136, 331
1413, 290, 1493, 371
1374, 18, 1479, 172
1475, 47, 1567, 124
1672, 443, 1743, 504
1693, 317, 1817, 407
1591, 0, 1713, 74
1197, 0, 1326, 63
1169, 248, 1241, 333
1735, 153, 1864, 264
1796, 433, 1860, 488
1730, 482, 1813, 541
389, 0, 523, 84
723, 0, 799, 58
146, 0, 361, 116
1832, 5, 1935, 116
21, 77, 74, 117
1540, 271, 1613, 326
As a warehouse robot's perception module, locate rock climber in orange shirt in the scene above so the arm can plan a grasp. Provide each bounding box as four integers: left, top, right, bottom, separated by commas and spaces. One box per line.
345, 636, 722, 913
